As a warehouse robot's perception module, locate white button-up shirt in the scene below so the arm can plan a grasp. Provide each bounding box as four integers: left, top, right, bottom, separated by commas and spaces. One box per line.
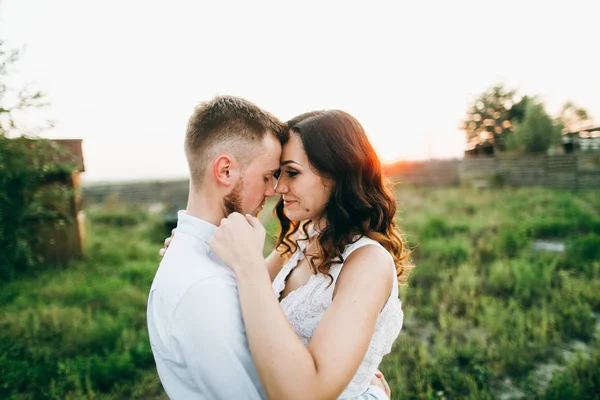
147, 211, 389, 400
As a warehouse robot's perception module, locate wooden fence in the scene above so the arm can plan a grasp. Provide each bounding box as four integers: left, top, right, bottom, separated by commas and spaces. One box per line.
82, 179, 190, 207
386, 153, 600, 190
81, 153, 600, 207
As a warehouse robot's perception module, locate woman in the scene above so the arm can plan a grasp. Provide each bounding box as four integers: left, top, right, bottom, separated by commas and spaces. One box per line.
207, 110, 410, 399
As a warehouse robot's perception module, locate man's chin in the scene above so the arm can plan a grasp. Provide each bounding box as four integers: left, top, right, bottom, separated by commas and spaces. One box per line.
240, 209, 257, 217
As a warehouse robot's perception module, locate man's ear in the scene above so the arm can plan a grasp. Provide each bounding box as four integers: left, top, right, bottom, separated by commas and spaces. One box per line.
213, 155, 239, 186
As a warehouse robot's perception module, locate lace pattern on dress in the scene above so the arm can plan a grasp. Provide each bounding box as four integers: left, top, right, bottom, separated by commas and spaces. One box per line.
272, 232, 404, 398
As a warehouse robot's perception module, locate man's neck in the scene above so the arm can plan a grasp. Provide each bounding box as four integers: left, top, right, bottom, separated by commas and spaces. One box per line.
186, 182, 224, 226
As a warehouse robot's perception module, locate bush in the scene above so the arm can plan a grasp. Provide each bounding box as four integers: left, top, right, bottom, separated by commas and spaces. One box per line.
496, 228, 530, 258
87, 207, 150, 227
486, 260, 515, 296
507, 101, 559, 154
420, 216, 453, 239
527, 216, 600, 239
563, 234, 600, 275
417, 236, 470, 267
471, 232, 499, 264
511, 257, 557, 307
554, 300, 596, 342
0, 136, 77, 281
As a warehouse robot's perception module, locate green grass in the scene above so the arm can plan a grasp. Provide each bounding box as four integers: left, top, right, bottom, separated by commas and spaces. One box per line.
380, 187, 600, 399
0, 205, 166, 399
1, 187, 599, 399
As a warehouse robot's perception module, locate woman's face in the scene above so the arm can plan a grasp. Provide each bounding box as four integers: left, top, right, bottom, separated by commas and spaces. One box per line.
275, 132, 333, 223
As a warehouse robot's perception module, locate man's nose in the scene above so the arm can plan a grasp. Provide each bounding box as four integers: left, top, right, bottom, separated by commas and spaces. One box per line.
265, 186, 275, 197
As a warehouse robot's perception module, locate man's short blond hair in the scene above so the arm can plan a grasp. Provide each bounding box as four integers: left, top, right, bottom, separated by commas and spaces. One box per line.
184, 95, 285, 186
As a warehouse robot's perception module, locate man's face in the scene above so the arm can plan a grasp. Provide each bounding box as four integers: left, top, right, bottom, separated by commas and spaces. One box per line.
224, 134, 281, 217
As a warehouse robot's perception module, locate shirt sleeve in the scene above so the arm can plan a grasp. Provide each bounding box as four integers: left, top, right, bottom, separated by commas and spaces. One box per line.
169, 276, 265, 400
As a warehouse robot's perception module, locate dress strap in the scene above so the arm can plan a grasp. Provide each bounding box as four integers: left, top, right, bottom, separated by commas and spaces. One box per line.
329, 236, 395, 284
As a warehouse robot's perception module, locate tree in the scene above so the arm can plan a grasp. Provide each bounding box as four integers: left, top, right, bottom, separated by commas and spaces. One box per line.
461, 84, 529, 152
0, 39, 48, 137
507, 101, 559, 154
555, 101, 594, 134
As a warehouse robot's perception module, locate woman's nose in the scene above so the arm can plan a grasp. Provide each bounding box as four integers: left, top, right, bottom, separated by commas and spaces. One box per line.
275, 181, 288, 194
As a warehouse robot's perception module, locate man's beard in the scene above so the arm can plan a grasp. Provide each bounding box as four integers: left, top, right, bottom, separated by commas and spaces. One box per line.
223, 178, 244, 216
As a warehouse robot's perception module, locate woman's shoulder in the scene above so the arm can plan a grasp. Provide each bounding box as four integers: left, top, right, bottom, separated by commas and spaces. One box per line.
344, 238, 393, 265
332, 238, 396, 308
339, 237, 395, 281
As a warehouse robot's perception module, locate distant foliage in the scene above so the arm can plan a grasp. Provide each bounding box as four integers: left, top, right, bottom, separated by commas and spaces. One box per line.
0, 136, 77, 280
461, 84, 591, 155
0, 40, 76, 280
555, 100, 594, 134
507, 101, 561, 154
461, 84, 529, 151
0, 39, 49, 136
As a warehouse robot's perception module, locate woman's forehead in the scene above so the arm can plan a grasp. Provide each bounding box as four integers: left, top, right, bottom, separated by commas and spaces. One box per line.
281, 134, 307, 162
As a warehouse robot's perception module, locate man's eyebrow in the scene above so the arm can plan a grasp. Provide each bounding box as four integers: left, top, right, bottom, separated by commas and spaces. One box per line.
280, 160, 302, 166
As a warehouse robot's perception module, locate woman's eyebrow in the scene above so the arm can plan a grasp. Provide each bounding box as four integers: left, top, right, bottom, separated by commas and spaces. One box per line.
280, 160, 302, 167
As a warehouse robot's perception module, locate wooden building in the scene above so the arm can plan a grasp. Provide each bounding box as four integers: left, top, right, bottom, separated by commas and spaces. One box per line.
37, 139, 86, 265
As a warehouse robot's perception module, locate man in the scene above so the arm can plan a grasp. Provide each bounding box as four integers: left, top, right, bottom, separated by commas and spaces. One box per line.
147, 95, 390, 399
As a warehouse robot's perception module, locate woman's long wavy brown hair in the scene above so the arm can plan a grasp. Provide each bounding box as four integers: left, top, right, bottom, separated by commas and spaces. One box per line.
274, 110, 411, 286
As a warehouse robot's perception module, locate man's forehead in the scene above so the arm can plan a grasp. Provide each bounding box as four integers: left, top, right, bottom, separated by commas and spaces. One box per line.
264, 154, 281, 172
263, 136, 282, 168
248, 148, 280, 173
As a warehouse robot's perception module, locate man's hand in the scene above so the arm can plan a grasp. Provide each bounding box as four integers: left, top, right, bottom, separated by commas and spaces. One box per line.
370, 369, 391, 399
209, 213, 266, 274
159, 228, 176, 257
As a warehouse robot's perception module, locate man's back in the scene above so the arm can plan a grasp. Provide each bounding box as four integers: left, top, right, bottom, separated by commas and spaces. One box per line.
147, 212, 265, 399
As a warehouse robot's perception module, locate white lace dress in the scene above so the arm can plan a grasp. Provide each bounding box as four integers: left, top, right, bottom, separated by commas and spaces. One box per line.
272, 231, 404, 399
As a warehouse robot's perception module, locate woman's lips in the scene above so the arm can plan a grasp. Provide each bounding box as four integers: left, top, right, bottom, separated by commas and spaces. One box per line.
283, 200, 296, 207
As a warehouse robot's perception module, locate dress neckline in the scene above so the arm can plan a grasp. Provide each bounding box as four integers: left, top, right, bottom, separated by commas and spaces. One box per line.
275, 224, 320, 302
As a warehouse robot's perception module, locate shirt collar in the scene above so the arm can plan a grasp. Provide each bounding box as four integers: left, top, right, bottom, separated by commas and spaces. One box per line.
176, 210, 217, 244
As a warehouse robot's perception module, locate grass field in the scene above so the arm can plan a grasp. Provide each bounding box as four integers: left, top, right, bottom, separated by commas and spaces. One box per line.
1, 186, 599, 399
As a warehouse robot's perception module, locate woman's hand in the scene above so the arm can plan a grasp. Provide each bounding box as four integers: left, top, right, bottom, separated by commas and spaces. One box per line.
370, 369, 391, 399
209, 213, 266, 274
159, 229, 176, 257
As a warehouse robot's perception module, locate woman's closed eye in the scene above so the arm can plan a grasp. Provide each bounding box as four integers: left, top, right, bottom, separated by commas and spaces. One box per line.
285, 170, 299, 178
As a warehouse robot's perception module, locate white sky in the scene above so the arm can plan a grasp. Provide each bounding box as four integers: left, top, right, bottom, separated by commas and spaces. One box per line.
1, 0, 599, 182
